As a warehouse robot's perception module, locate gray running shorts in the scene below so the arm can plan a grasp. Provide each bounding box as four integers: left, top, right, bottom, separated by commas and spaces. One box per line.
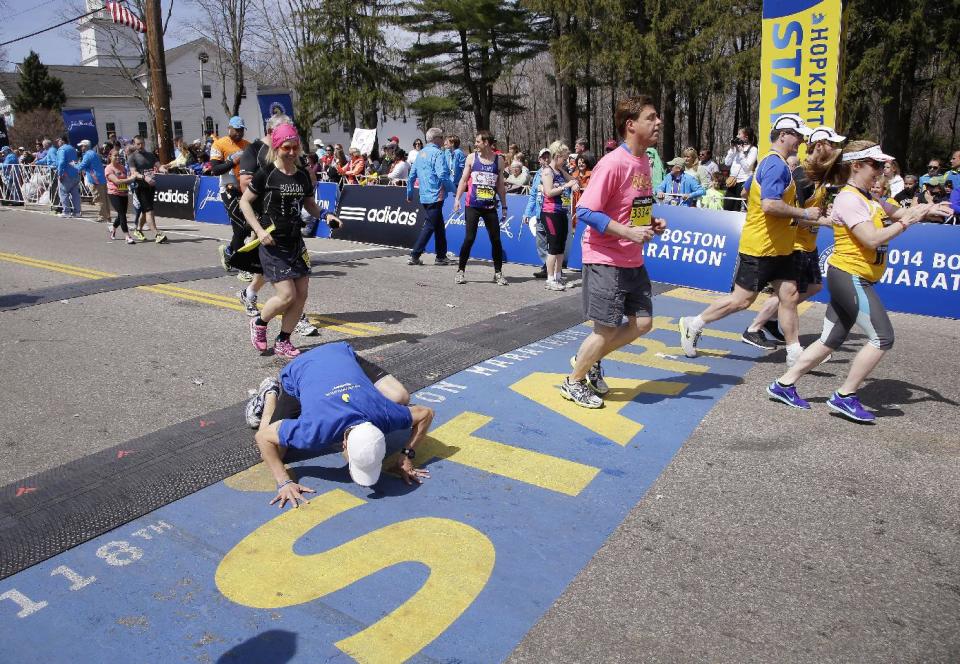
582, 263, 653, 328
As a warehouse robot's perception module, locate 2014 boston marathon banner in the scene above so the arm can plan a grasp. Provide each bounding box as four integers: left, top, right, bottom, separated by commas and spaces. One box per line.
758, 0, 842, 152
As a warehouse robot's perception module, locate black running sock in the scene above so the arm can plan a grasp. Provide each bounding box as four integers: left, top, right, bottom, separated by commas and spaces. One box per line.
277, 332, 291, 342
837, 391, 855, 398
254, 317, 266, 327
776, 380, 794, 388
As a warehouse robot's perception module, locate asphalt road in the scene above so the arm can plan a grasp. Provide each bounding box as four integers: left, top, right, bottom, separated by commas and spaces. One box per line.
2, 203, 958, 662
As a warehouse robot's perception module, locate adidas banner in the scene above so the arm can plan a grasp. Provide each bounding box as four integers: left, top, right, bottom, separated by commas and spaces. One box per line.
152, 174, 197, 220
333, 184, 424, 247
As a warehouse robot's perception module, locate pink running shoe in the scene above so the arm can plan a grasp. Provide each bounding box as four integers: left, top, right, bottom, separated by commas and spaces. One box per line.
249, 318, 268, 352
273, 338, 301, 359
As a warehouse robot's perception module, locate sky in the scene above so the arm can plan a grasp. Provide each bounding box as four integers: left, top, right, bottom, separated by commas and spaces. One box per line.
1, 1, 202, 68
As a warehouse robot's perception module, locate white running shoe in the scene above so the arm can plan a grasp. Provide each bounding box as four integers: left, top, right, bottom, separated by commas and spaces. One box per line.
678, 316, 701, 358
294, 314, 320, 337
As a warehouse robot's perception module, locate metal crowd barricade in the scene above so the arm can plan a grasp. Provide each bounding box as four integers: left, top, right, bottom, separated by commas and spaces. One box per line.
0, 163, 94, 210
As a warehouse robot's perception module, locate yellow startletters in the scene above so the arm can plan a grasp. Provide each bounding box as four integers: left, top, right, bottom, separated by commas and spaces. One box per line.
216, 489, 495, 664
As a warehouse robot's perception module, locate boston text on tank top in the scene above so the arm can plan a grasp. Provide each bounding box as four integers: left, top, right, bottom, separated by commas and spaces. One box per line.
466, 154, 500, 208
542, 167, 570, 214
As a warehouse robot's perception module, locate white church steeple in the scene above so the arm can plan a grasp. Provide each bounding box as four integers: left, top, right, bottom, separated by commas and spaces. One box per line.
78, 0, 142, 68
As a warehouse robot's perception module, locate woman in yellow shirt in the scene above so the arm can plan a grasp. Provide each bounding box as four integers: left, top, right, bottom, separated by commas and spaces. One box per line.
767, 140, 952, 422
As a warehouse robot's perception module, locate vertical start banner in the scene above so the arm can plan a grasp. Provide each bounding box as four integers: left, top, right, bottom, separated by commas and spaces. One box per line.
758, 0, 842, 152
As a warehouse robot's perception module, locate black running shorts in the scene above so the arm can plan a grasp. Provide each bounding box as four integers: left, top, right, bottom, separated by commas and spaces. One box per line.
732, 253, 796, 292
792, 249, 822, 294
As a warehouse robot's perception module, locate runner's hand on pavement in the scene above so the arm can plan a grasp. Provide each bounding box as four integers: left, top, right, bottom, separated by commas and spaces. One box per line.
270, 482, 315, 509
397, 457, 430, 485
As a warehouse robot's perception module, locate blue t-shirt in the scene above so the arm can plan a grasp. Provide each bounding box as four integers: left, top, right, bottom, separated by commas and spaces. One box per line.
277, 342, 413, 450
754, 155, 791, 200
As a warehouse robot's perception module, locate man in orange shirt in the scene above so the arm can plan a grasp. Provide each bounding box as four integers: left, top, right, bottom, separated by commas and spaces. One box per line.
213, 116, 252, 276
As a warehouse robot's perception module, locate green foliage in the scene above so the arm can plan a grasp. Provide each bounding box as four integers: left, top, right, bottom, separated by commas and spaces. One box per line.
395, 0, 549, 130
12, 52, 66, 114
295, 0, 403, 137
840, 0, 960, 168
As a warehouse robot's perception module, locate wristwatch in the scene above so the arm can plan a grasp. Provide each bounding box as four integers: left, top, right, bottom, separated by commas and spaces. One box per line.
400, 447, 416, 459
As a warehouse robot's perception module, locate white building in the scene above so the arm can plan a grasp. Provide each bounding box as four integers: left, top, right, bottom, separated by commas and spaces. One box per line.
0, 4, 274, 143
0, 0, 423, 151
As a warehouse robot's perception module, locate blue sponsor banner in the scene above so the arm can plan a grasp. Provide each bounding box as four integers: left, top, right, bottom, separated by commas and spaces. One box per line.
642, 205, 744, 291
256, 94, 295, 128
189, 180, 959, 320
813, 222, 960, 319
194, 176, 226, 224
311, 182, 339, 238
61, 109, 99, 148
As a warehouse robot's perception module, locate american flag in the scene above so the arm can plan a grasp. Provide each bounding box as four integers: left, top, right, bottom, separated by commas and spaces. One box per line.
105, 2, 146, 34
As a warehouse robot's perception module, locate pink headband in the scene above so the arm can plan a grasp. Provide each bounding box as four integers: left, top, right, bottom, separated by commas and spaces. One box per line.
271, 124, 300, 150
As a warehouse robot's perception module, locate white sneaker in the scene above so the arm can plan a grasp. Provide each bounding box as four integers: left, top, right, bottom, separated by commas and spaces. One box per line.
678, 317, 701, 358
294, 314, 320, 337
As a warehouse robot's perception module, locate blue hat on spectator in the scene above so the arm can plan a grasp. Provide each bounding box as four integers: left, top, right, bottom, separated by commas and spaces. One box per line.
228, 116, 245, 129
0, 146, 11, 153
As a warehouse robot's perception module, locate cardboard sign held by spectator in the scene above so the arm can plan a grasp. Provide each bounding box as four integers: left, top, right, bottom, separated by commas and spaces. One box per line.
350, 128, 376, 156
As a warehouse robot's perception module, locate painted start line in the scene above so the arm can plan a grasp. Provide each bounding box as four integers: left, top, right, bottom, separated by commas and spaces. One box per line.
0, 294, 764, 663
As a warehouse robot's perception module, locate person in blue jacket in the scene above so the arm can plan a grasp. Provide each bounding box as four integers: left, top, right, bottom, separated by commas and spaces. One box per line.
1, 146, 22, 204
445, 134, 466, 185
78, 139, 109, 222
523, 147, 551, 278
56, 135, 82, 217
656, 156, 705, 207
406, 127, 455, 266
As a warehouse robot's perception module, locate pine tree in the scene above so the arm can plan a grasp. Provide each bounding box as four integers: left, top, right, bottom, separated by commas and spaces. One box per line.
395, 0, 549, 131
12, 52, 66, 114
295, 0, 401, 149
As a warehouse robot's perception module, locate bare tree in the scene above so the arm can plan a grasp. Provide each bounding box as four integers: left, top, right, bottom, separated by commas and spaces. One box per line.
190, 0, 253, 116
67, 0, 176, 135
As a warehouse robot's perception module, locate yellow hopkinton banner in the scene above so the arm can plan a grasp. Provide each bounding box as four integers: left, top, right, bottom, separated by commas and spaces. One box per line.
758, 0, 843, 152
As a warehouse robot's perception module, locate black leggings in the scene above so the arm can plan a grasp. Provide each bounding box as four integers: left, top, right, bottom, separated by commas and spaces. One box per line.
820, 266, 894, 351
108, 194, 129, 233
459, 207, 503, 272
223, 187, 249, 253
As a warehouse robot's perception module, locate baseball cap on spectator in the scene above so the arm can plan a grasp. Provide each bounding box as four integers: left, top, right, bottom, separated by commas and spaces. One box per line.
667, 157, 686, 167
192, 138, 202, 145
808, 126, 846, 144
538, 148, 551, 158
313, 139, 323, 146
388, 136, 399, 144
772, 114, 813, 137
604, 139, 618, 151
228, 116, 246, 129
346, 422, 387, 486
78, 140, 91, 148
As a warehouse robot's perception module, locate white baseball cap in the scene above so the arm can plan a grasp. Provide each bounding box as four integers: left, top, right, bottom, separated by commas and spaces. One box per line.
313, 139, 323, 146
78, 139, 91, 148
841, 144, 896, 163
808, 126, 846, 144
346, 422, 387, 486
772, 114, 814, 137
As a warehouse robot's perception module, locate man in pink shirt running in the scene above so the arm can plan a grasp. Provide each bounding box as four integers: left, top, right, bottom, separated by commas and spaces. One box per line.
561, 95, 667, 408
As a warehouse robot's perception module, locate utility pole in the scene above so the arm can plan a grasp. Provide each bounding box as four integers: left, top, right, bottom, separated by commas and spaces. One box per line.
144, 0, 173, 163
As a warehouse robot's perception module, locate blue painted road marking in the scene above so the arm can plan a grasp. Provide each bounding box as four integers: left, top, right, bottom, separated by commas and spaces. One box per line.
1, 294, 763, 662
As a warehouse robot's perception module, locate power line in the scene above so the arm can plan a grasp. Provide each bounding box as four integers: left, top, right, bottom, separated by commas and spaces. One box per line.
0, 8, 103, 48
